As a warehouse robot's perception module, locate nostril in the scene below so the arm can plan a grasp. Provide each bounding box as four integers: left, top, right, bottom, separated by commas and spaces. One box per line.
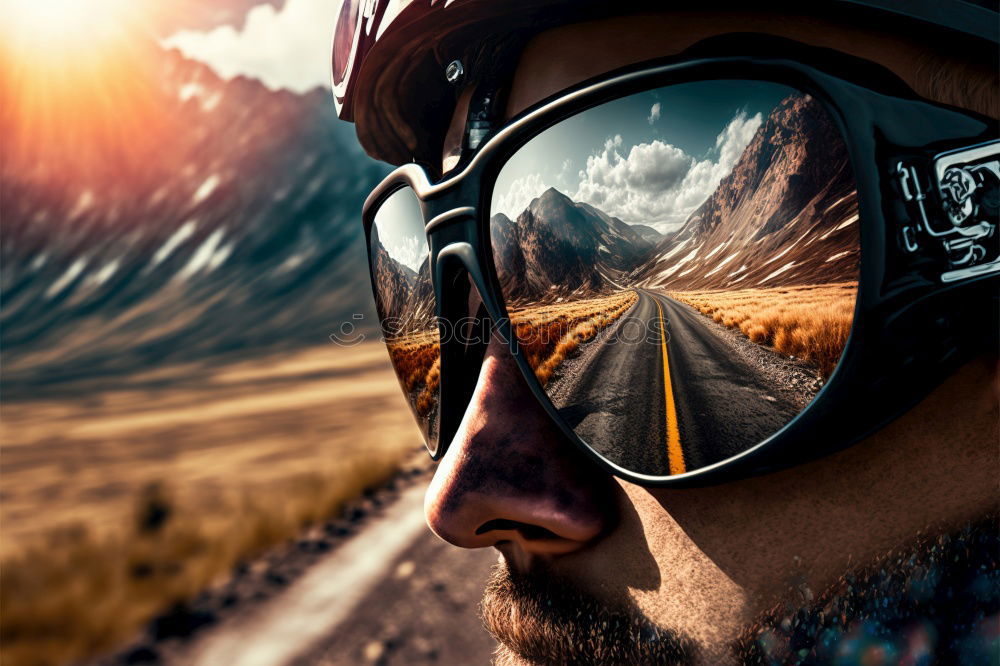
475, 519, 560, 540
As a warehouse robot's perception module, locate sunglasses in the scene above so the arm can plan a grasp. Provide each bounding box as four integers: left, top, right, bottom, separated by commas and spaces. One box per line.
361, 38, 999, 487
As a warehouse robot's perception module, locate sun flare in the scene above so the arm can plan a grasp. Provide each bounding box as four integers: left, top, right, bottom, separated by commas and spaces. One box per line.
1, 0, 174, 184
1, 0, 138, 59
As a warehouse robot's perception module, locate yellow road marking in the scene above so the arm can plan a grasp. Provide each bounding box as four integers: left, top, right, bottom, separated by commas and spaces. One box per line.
655, 298, 685, 475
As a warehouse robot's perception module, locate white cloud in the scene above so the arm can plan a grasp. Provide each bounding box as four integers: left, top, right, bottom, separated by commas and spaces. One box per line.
556, 158, 574, 186
493, 173, 551, 221
571, 111, 762, 231
647, 102, 661, 125
162, 0, 337, 93
383, 234, 426, 273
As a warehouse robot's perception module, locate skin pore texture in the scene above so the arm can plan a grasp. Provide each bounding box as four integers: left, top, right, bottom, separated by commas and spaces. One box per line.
425, 12, 999, 665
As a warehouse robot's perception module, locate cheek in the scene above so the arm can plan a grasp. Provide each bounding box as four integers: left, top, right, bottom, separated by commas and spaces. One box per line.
585, 480, 752, 651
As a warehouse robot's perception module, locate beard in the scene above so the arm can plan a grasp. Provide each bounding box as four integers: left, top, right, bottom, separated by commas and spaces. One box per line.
480, 515, 998, 665
480, 561, 697, 666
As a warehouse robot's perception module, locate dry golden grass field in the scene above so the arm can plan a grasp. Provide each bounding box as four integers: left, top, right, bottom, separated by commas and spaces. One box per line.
383, 290, 639, 417
0, 343, 420, 666
510, 291, 639, 385
669, 282, 857, 377
386, 330, 440, 419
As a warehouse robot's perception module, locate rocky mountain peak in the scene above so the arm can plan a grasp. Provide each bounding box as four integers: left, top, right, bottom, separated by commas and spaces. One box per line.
632, 93, 859, 291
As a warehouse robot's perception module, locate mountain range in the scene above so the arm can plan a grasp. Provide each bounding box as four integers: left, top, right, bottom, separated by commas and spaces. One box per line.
5, 56, 860, 398
474, 93, 859, 307
629, 94, 858, 291
368, 225, 434, 334
1, 40, 389, 398
490, 189, 655, 303
372, 94, 859, 326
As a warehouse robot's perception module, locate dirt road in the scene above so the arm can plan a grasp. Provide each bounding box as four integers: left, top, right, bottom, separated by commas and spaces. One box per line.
162, 480, 499, 666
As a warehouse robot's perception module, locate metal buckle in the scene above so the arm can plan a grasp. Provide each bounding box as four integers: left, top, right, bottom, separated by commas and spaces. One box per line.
894, 140, 999, 283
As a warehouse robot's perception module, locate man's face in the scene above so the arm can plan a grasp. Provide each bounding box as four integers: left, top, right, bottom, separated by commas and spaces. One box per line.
423, 12, 999, 664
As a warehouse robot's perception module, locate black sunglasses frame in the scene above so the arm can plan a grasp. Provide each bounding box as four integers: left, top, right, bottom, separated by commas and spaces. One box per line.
362, 37, 998, 488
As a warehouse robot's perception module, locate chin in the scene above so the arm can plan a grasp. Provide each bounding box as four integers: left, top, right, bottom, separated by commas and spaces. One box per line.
480, 561, 698, 666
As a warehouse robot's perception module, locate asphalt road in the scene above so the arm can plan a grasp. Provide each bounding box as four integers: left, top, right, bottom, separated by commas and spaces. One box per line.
549, 289, 801, 476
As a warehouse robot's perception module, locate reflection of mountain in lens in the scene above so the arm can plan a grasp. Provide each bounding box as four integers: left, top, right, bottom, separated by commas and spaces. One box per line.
631, 94, 858, 291
368, 223, 434, 336
368, 222, 439, 439
630, 224, 665, 245
632, 93, 859, 381
490, 188, 654, 304
491, 93, 859, 383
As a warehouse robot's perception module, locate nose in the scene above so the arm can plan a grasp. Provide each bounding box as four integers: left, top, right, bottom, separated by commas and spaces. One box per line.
424, 332, 614, 564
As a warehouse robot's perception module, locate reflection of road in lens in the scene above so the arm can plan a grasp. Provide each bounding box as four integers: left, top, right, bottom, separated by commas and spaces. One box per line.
487, 79, 860, 476
547, 290, 804, 476
545, 291, 669, 475
654, 299, 685, 476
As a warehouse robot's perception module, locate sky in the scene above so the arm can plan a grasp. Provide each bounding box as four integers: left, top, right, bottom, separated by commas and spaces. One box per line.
491, 80, 796, 234
373, 188, 428, 273
162, 0, 337, 93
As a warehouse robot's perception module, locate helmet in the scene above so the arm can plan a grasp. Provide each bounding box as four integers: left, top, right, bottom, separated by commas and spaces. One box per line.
332, 0, 999, 167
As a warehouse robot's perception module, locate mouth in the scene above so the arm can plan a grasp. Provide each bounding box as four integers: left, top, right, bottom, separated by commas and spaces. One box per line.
480, 558, 697, 665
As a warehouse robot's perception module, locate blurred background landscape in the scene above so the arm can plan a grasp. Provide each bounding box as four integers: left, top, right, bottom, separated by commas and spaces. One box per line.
0, 1, 439, 663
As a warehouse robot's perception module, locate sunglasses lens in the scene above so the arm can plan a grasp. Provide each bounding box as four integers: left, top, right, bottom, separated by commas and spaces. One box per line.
489, 80, 859, 477
368, 186, 441, 452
